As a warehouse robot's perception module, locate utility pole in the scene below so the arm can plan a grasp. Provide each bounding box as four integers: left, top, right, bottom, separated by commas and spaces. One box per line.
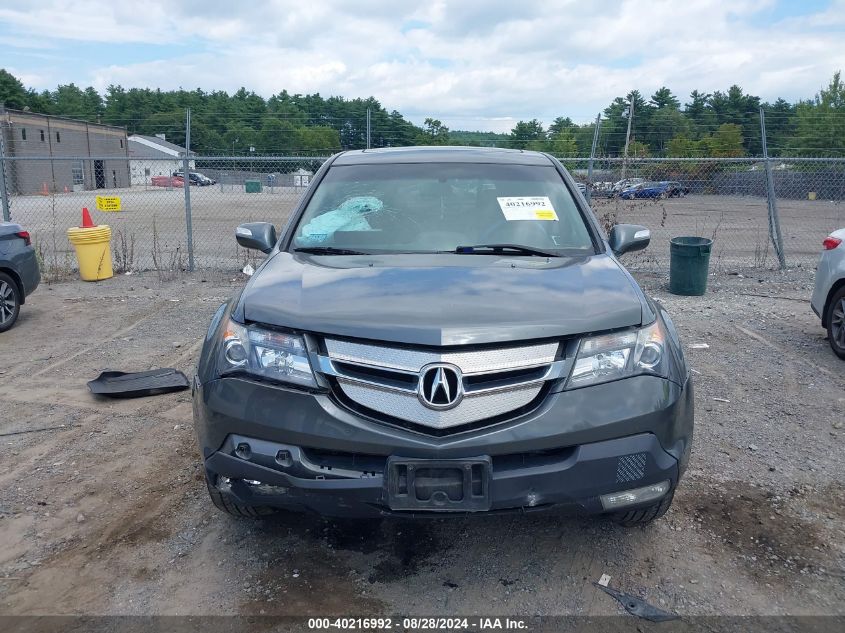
366, 108, 371, 149
183, 107, 195, 272
621, 94, 635, 180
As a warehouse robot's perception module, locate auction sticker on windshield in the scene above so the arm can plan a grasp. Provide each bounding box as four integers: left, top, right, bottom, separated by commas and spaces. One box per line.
497, 196, 559, 221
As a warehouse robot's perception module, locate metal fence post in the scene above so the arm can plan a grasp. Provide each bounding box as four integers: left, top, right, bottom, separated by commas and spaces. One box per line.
621, 95, 634, 180
759, 107, 786, 270
183, 107, 195, 272
585, 113, 602, 205
0, 131, 10, 222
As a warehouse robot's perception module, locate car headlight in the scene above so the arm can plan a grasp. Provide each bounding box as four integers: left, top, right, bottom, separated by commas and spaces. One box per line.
566, 320, 667, 389
221, 320, 317, 388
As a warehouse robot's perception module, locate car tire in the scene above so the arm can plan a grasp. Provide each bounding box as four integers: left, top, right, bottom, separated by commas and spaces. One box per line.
0, 272, 21, 333
205, 475, 278, 518
611, 490, 674, 527
826, 286, 845, 359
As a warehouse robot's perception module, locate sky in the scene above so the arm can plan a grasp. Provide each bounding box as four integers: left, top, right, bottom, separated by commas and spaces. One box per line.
1, 0, 844, 132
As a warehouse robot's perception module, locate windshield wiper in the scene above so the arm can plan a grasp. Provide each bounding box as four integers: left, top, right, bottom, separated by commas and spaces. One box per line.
293, 246, 370, 255
454, 244, 560, 257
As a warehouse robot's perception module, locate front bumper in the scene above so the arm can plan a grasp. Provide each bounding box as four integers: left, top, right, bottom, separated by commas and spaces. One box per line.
811, 251, 844, 326
206, 432, 678, 518
194, 374, 693, 518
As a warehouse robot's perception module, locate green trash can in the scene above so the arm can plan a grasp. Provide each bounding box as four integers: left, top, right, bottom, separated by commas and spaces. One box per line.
244, 180, 262, 193
669, 236, 712, 296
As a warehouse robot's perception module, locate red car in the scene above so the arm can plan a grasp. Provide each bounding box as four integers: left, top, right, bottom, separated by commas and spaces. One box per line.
150, 176, 185, 188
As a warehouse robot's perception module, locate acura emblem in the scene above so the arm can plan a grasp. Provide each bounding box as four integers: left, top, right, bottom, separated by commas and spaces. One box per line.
418, 363, 463, 410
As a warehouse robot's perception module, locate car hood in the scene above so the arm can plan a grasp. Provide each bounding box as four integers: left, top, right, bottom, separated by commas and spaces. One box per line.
239, 252, 647, 346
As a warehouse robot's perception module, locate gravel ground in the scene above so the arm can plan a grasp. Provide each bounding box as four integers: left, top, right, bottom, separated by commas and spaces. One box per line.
0, 267, 843, 620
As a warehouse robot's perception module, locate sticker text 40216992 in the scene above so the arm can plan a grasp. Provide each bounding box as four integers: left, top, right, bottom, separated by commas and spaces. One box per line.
496, 196, 558, 221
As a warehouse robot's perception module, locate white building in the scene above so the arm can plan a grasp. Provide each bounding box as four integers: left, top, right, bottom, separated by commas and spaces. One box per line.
127, 134, 195, 186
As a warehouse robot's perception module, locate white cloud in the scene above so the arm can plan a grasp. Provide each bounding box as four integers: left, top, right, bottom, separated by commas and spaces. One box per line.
2, 0, 844, 130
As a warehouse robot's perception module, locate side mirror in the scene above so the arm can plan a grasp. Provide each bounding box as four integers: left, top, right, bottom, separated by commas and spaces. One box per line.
609, 224, 650, 256
236, 222, 277, 254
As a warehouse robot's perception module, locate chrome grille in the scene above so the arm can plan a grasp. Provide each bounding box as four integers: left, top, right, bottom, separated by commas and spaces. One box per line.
315, 338, 570, 431
324, 339, 560, 374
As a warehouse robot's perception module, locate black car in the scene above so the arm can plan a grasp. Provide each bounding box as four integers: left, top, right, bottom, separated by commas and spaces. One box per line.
0, 222, 40, 332
193, 147, 693, 525
665, 181, 690, 198
172, 171, 216, 186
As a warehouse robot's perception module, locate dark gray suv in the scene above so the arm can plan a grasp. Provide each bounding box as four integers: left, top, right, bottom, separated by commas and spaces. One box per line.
193, 147, 693, 526
0, 222, 40, 332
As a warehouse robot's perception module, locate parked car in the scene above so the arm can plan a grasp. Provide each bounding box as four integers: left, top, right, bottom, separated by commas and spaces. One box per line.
612, 177, 644, 195
151, 175, 184, 188
811, 229, 845, 359
593, 181, 615, 197
173, 171, 216, 186
665, 181, 691, 198
620, 181, 672, 200
193, 146, 693, 525
0, 222, 40, 332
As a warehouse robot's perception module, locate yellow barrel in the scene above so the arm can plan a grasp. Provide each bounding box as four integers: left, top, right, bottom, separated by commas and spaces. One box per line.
67, 225, 113, 281
808, 191, 817, 201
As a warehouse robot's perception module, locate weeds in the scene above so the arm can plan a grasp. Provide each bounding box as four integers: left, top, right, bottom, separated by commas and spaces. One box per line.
30, 195, 77, 282
151, 217, 185, 281
112, 229, 136, 273
754, 234, 771, 269
34, 234, 75, 282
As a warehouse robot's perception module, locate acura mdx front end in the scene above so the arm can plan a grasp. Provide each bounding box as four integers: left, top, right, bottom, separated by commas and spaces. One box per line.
193, 147, 693, 525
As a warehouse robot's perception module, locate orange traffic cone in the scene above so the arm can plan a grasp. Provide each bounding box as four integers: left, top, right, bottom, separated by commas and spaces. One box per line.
64, 186, 69, 193
80, 207, 96, 228
40, 182, 49, 196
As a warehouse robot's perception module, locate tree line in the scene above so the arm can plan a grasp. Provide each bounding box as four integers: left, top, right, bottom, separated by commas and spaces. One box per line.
0, 69, 842, 157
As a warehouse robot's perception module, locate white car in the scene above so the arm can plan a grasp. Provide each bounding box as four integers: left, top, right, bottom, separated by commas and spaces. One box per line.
811, 229, 845, 359
612, 178, 644, 195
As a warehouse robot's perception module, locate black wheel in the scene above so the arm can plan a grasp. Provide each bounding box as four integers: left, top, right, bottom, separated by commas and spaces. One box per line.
205, 474, 278, 518
0, 272, 21, 333
826, 286, 845, 359
612, 490, 674, 527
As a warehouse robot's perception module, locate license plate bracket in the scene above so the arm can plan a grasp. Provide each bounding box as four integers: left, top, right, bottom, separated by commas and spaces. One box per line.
386, 457, 492, 511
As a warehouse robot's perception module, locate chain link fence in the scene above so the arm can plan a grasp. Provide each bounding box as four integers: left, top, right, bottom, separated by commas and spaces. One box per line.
0, 156, 325, 279
1, 154, 843, 280
569, 157, 845, 271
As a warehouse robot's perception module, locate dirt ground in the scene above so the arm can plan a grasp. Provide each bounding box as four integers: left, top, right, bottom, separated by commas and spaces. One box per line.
0, 267, 844, 620
9, 187, 845, 276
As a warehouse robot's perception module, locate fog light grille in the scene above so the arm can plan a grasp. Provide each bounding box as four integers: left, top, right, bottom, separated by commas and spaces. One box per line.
616, 453, 646, 483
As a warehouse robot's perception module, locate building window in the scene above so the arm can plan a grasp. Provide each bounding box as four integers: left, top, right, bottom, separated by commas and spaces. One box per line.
56, 131, 61, 143
120, 139, 124, 149
72, 161, 84, 186
40, 130, 45, 142
21, 128, 27, 141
